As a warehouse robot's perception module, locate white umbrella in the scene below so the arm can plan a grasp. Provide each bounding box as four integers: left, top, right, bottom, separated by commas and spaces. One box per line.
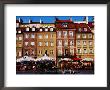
35, 54, 54, 61
82, 58, 93, 61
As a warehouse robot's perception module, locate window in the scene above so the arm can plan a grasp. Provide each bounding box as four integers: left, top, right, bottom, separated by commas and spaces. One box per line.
70, 49, 74, 55
40, 28, 42, 31
16, 37, 18, 40
64, 40, 68, 46
50, 50, 54, 54
25, 50, 28, 55
78, 28, 81, 32
38, 42, 42, 46
18, 43, 22, 47
31, 42, 35, 46
38, 34, 42, 39
50, 34, 53, 38
50, 28, 53, 31
31, 50, 34, 55
63, 23, 68, 27
26, 27, 29, 31
70, 40, 74, 46
77, 41, 80, 46
58, 49, 62, 55
19, 51, 22, 56
45, 34, 48, 39
31, 34, 35, 38
83, 49, 87, 54
63, 31, 67, 37
19, 37, 22, 40
82, 34, 86, 38
16, 23, 19, 27
57, 40, 62, 46
18, 31, 21, 33
50, 42, 54, 46
39, 50, 42, 54
83, 41, 86, 45
25, 42, 28, 46
45, 28, 48, 31
84, 28, 87, 31
32, 27, 35, 31
88, 34, 92, 38
77, 34, 80, 38
45, 42, 48, 46
69, 31, 73, 37
77, 49, 81, 54
89, 41, 92, 46
57, 31, 61, 38
89, 49, 93, 54
25, 34, 29, 38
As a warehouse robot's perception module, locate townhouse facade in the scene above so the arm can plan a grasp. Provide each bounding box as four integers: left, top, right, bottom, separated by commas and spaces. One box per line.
16, 17, 94, 61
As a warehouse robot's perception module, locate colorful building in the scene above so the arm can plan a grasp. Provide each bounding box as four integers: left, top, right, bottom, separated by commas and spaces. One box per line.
16, 17, 94, 62
36, 23, 56, 60
55, 18, 76, 59
75, 23, 94, 59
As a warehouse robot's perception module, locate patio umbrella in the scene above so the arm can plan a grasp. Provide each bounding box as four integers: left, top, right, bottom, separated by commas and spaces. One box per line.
82, 58, 93, 61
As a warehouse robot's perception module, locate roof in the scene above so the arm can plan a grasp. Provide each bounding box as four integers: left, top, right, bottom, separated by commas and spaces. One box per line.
75, 23, 92, 33
88, 22, 94, 28
55, 22, 75, 29
55, 20, 73, 23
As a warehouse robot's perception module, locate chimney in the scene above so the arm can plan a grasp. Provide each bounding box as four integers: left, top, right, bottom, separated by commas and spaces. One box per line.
29, 19, 31, 23
86, 16, 88, 24
40, 19, 42, 24
70, 16, 72, 21
19, 18, 21, 22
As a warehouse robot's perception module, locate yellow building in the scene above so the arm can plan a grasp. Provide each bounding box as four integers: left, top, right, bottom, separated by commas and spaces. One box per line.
16, 28, 23, 59
76, 23, 94, 59
37, 27, 56, 60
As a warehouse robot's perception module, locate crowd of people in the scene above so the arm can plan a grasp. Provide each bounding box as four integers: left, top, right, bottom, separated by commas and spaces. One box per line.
16, 59, 94, 74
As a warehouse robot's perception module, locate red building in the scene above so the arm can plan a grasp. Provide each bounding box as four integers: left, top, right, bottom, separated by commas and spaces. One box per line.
55, 18, 76, 59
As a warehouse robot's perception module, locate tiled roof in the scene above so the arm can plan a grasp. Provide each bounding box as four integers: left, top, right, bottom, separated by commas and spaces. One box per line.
75, 23, 92, 33
55, 20, 73, 23
88, 22, 94, 28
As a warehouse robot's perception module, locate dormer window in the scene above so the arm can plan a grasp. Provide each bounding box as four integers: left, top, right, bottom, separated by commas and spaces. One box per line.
62, 23, 68, 27
32, 27, 35, 31
26, 27, 29, 31
50, 28, 53, 31
40, 28, 42, 32
45, 28, 48, 31
18, 31, 21, 33
63, 24, 68, 27
16, 23, 19, 27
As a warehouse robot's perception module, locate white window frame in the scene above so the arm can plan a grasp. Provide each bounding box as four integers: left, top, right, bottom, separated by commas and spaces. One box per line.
38, 34, 42, 39
26, 27, 29, 31
38, 42, 42, 46
19, 51, 22, 56
18, 31, 21, 33
19, 37, 22, 40
32, 27, 35, 31
31, 42, 35, 46
45, 34, 48, 39
50, 28, 53, 31
31, 34, 35, 38
40, 28, 42, 32
25, 42, 28, 46
25, 34, 29, 38
45, 28, 48, 31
